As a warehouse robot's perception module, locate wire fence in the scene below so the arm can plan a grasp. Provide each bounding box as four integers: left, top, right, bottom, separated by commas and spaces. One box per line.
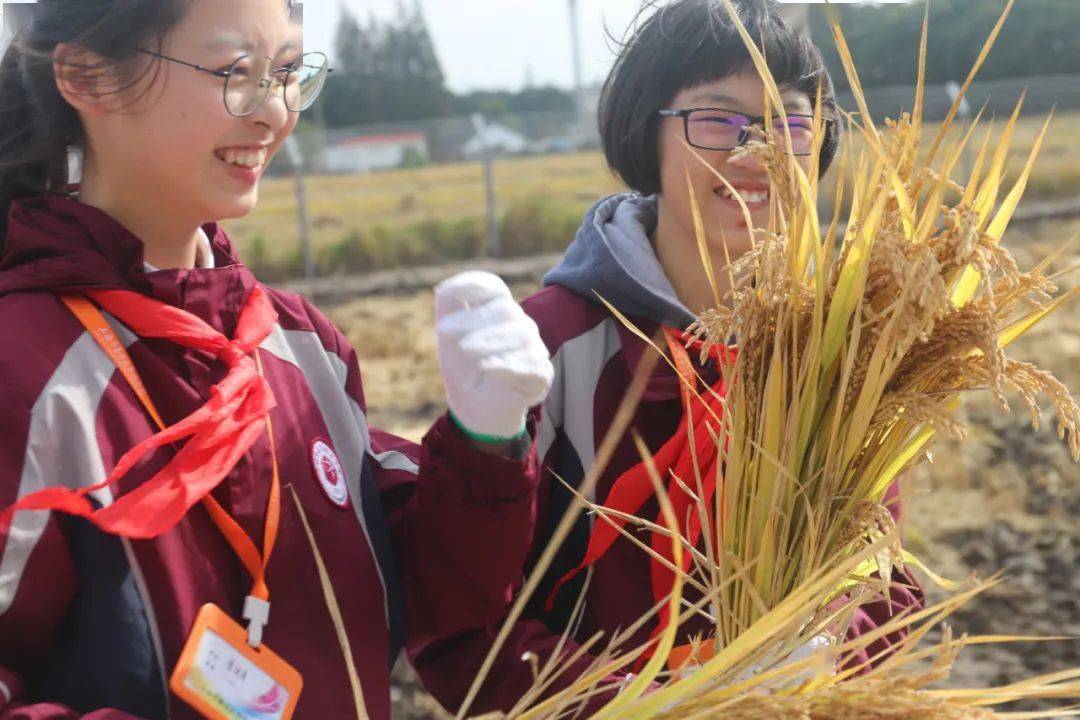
836, 73, 1080, 122
247, 73, 1080, 285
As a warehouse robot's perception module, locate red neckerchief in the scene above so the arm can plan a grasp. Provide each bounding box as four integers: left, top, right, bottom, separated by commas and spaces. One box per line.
547, 327, 736, 657
0, 287, 277, 540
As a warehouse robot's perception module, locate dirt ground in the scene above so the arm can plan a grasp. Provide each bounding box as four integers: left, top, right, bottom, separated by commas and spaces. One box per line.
324, 217, 1079, 718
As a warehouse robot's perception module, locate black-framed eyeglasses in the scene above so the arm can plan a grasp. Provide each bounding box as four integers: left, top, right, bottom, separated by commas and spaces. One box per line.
659, 107, 825, 157
135, 48, 333, 117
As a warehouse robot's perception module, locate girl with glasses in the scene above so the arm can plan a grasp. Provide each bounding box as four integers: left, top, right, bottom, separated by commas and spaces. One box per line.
0, 1, 552, 718
413, 0, 923, 715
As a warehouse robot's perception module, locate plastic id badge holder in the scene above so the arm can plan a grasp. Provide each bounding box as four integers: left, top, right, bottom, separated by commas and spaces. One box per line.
170, 604, 303, 720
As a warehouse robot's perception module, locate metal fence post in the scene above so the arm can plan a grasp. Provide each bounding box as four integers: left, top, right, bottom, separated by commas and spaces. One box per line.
946, 81, 973, 187
471, 113, 501, 258
283, 135, 315, 297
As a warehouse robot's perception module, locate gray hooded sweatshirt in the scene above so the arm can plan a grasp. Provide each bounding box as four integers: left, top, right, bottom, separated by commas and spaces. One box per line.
543, 193, 696, 328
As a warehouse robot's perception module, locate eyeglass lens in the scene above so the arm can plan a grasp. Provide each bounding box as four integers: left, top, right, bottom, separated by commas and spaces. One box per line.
685, 109, 816, 155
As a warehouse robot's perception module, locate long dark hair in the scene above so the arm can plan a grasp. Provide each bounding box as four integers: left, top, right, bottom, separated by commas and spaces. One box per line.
599, 0, 840, 196
0, 0, 190, 242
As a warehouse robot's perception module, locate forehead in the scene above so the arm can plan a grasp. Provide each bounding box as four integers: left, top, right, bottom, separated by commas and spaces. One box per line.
678, 71, 812, 113
173, 0, 301, 55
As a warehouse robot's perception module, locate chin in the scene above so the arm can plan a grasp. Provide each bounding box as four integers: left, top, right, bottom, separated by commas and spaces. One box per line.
208, 192, 260, 222
702, 215, 753, 258
707, 234, 754, 263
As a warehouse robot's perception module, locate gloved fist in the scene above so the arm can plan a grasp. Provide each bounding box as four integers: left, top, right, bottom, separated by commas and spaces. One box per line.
435, 271, 554, 441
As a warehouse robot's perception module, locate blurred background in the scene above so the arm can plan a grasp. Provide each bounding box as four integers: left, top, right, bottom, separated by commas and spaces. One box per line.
214, 0, 1080, 286
3, 1, 1076, 716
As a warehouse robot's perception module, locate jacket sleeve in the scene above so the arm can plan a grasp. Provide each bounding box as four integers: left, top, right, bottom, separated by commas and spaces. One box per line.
840, 481, 926, 672
408, 408, 625, 717
0, 383, 144, 720
841, 567, 925, 672
370, 414, 541, 643
406, 293, 628, 716
313, 304, 542, 644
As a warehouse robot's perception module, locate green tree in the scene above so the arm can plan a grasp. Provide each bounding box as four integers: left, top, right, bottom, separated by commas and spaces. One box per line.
319, 2, 451, 127
809, 0, 1080, 90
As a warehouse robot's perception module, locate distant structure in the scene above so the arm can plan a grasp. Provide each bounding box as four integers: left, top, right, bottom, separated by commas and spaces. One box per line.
463, 122, 527, 160
323, 132, 429, 173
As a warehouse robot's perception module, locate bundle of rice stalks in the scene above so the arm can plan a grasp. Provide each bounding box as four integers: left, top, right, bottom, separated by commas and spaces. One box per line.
456, 1, 1079, 717
638, 0, 1080, 659
476, 524, 1080, 720
669, 0, 1079, 654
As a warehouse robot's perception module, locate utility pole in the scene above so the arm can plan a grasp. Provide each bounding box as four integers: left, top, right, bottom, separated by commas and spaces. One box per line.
567, 0, 586, 131
471, 114, 501, 259
283, 135, 315, 297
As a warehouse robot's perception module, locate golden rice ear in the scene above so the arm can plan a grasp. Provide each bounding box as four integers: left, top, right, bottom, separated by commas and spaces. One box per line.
953, 101, 1047, 307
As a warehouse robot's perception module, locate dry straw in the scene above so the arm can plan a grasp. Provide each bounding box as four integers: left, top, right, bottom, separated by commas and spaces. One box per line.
456, 1, 1080, 718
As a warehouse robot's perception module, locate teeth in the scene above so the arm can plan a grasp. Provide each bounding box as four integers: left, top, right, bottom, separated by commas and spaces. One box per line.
718, 186, 769, 204
217, 148, 267, 169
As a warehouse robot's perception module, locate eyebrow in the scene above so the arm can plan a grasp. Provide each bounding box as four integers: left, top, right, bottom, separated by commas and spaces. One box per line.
203, 36, 253, 53
688, 91, 809, 113
203, 37, 301, 56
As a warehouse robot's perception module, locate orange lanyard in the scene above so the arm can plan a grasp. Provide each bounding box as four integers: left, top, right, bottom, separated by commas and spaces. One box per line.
62, 295, 281, 645
663, 327, 698, 410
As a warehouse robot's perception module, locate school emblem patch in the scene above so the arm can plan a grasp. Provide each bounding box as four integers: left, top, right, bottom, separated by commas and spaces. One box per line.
310, 439, 349, 508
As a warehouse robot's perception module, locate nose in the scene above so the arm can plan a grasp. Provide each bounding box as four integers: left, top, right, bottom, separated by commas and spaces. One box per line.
246, 77, 291, 132
725, 138, 767, 174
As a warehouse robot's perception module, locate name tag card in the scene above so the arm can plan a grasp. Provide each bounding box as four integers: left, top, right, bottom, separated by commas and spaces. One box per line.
170, 604, 303, 720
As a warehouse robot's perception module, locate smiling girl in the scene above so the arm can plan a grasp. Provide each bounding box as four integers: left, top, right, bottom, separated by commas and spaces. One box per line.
0, 1, 552, 718
411, 1, 925, 715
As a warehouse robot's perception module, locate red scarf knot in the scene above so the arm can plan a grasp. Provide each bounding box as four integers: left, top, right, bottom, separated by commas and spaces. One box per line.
1, 286, 279, 540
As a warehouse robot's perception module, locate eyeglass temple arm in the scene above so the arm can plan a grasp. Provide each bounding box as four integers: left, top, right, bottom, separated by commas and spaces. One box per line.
135, 48, 232, 78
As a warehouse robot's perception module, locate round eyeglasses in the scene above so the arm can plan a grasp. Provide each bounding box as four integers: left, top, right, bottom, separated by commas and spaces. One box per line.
135, 49, 333, 117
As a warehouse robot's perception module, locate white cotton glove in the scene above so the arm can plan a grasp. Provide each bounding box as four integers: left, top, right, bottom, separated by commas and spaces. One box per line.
782, 635, 836, 674
435, 271, 554, 441
676, 635, 836, 689
738, 635, 836, 687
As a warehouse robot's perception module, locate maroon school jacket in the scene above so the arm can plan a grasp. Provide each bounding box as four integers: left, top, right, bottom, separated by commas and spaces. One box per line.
0, 194, 539, 719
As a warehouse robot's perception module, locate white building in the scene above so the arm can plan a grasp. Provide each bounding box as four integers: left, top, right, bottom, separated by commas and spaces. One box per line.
322, 132, 428, 173
463, 122, 527, 160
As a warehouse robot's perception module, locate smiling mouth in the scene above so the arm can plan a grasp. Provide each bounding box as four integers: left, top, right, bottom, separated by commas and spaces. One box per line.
715, 185, 770, 205
214, 147, 268, 169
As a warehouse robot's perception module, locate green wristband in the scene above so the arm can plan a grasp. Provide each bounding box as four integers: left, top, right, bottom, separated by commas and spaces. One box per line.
450, 410, 527, 444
